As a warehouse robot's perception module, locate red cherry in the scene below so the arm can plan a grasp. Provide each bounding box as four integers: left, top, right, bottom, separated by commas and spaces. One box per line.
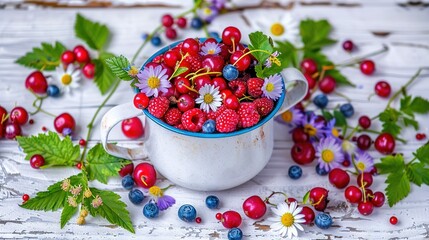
161, 14, 174, 27
195, 217, 202, 224
300, 59, 318, 74
121, 117, 144, 139
30, 154, 45, 169
416, 133, 426, 140
342, 40, 354, 52
54, 113, 76, 134
371, 191, 385, 207
357, 134, 372, 150
374, 81, 391, 98
357, 173, 373, 188
61, 50, 76, 65
242, 195, 267, 219
165, 27, 177, 40
344, 186, 362, 204
291, 142, 316, 165
176, 17, 187, 28
133, 162, 157, 188
390, 216, 398, 225
177, 94, 196, 112
287, 197, 297, 203
25, 71, 48, 94
220, 89, 233, 101
224, 95, 240, 110
22, 194, 30, 202
163, 49, 181, 68
10, 107, 29, 125
181, 38, 200, 56
358, 201, 374, 216
202, 55, 224, 72
221, 210, 242, 229
73, 45, 90, 63
175, 77, 192, 94
358, 116, 371, 129
5, 122, 22, 139
0, 124, 4, 138
300, 206, 315, 224
118, 162, 134, 177
29, 119, 34, 124
304, 73, 316, 89
133, 92, 150, 109
194, 75, 212, 91
212, 77, 227, 91
203, 38, 218, 45
364, 188, 374, 202
160, 86, 179, 99
222, 26, 241, 46
0, 106, 7, 121
153, 55, 163, 64
161, 63, 175, 79
79, 139, 86, 147
82, 62, 95, 79
374, 133, 395, 155
329, 168, 350, 189
319, 76, 336, 94
291, 128, 310, 143
360, 60, 375, 75
230, 51, 251, 71
219, 43, 230, 60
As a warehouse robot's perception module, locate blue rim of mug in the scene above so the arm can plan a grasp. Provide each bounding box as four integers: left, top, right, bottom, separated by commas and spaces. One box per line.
138, 38, 286, 138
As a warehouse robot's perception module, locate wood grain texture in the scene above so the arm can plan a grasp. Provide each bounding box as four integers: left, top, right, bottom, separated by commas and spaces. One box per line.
1, 1, 429, 239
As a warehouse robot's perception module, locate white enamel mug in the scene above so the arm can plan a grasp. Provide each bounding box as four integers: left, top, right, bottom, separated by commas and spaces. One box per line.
100, 43, 308, 191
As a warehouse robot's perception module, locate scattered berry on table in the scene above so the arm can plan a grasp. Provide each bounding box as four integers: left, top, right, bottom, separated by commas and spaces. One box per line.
22, 194, 30, 202
30, 154, 45, 169
206, 195, 220, 209
176, 17, 187, 28
129, 189, 145, 205
291, 142, 316, 165
390, 216, 398, 225
242, 195, 266, 219
76, 162, 82, 170
416, 133, 426, 140
315, 213, 333, 229
118, 162, 134, 178
357, 172, 373, 188
371, 191, 385, 207
319, 76, 336, 94
151, 35, 162, 46
216, 212, 222, 220
374, 133, 395, 155
10, 107, 29, 125
121, 175, 134, 190
300, 58, 318, 74
358, 201, 374, 216
133, 162, 157, 189
358, 115, 371, 129
73, 45, 90, 63
360, 60, 375, 75
190, 17, 203, 29
228, 228, 243, 240
178, 204, 197, 222
47, 84, 61, 97
195, 217, 202, 224
61, 50, 76, 65
315, 164, 329, 175
374, 81, 391, 98
79, 139, 86, 147
309, 187, 329, 211
54, 113, 75, 134
165, 27, 177, 40
5, 122, 22, 139
344, 185, 362, 203
342, 40, 354, 52
82, 62, 95, 79
288, 165, 303, 179
221, 210, 242, 229
143, 202, 160, 219
328, 168, 350, 189
25, 71, 48, 94
340, 103, 354, 118
300, 206, 315, 224
313, 94, 328, 109
161, 14, 174, 27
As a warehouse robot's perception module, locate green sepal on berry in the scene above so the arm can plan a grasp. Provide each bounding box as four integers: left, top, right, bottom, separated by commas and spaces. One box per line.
16, 131, 80, 168
15, 41, 66, 71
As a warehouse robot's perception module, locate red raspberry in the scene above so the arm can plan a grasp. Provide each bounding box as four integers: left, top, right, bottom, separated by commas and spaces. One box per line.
181, 108, 207, 132
175, 123, 185, 130
247, 78, 264, 98
207, 105, 226, 120
216, 109, 239, 133
164, 107, 182, 126
184, 55, 202, 72
148, 96, 170, 118
237, 102, 260, 128
228, 80, 247, 98
254, 98, 274, 116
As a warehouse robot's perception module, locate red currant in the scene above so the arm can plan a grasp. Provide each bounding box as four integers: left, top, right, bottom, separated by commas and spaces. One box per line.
133, 92, 150, 109
82, 62, 95, 79
342, 40, 354, 52
390, 216, 398, 225
30, 154, 45, 169
416, 133, 426, 140
344, 186, 362, 204
300, 59, 318, 74
357, 134, 372, 150
291, 142, 315, 165
230, 51, 250, 71
121, 117, 144, 139
161, 14, 174, 27
76, 162, 82, 169
29, 119, 34, 124
215, 212, 222, 220
133, 162, 157, 188
242, 195, 267, 220
42, 126, 48, 132
358, 201, 374, 216
10, 107, 29, 125
73, 45, 90, 63
221, 211, 242, 229
22, 194, 30, 202
329, 168, 350, 189
358, 115, 371, 129
165, 27, 177, 40
224, 95, 240, 110
222, 26, 241, 46
291, 128, 309, 143
176, 17, 187, 28
304, 73, 316, 89
25, 71, 48, 94
163, 49, 181, 68
319, 76, 336, 94
61, 50, 76, 65
375, 81, 391, 98
357, 173, 373, 188
177, 94, 196, 112
5, 122, 22, 139
54, 113, 76, 134
360, 60, 375, 75
118, 162, 134, 177
300, 206, 315, 224
181, 38, 200, 56
374, 133, 395, 155
371, 191, 385, 207
79, 139, 86, 147
195, 217, 202, 224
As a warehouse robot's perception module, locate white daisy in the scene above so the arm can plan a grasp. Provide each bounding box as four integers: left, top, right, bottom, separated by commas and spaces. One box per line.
267, 201, 305, 239
195, 84, 222, 113
136, 65, 171, 97
256, 13, 300, 44
55, 64, 81, 94
262, 74, 283, 100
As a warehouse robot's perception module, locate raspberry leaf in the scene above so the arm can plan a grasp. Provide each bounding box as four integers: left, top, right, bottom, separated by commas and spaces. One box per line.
407, 163, 429, 186
15, 41, 66, 71
94, 52, 117, 94
105, 55, 134, 81
414, 143, 429, 164
379, 108, 402, 137
16, 131, 80, 168
400, 95, 429, 115
275, 40, 299, 68
61, 204, 78, 228
385, 170, 410, 207
248, 31, 273, 64
300, 19, 336, 51
85, 144, 131, 184
375, 155, 405, 175
74, 13, 110, 51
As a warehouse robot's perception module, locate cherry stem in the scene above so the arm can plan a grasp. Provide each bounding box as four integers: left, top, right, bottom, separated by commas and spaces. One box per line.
182, 84, 199, 94
350, 154, 361, 175
335, 44, 389, 67
189, 71, 222, 81
161, 184, 174, 192
169, 53, 190, 81
264, 191, 288, 205
232, 49, 272, 67
333, 91, 352, 102
386, 68, 424, 109
239, 95, 254, 102
185, 67, 206, 78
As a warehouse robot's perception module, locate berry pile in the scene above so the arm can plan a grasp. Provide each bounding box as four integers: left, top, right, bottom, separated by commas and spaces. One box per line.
0, 105, 29, 140
134, 26, 281, 134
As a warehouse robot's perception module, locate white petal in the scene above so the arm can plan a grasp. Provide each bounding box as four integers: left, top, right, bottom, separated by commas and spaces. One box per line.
271, 207, 283, 216
270, 222, 284, 231
280, 227, 288, 237
290, 225, 298, 237
294, 222, 304, 231
287, 227, 293, 239
295, 218, 306, 223
293, 206, 303, 216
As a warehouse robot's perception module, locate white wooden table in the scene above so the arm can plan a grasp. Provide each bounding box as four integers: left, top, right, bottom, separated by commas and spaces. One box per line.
1, 1, 429, 239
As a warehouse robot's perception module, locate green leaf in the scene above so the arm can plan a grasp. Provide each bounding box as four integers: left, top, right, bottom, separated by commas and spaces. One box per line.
15, 41, 66, 71
385, 171, 410, 207
403, 117, 419, 130
408, 96, 429, 114
16, 132, 80, 167
414, 143, 429, 164
248, 31, 273, 63
407, 164, 429, 186
321, 109, 334, 121
94, 52, 117, 94
86, 144, 131, 184
379, 108, 402, 137
300, 19, 336, 51
171, 67, 189, 79
105, 55, 133, 81
326, 69, 355, 87
89, 188, 135, 233
302, 191, 310, 204
375, 155, 405, 175
74, 13, 110, 50
333, 110, 346, 127
275, 40, 299, 68
400, 95, 414, 117
60, 204, 78, 228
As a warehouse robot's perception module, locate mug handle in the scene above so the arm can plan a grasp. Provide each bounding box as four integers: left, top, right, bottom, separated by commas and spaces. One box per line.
100, 102, 149, 160
275, 68, 308, 117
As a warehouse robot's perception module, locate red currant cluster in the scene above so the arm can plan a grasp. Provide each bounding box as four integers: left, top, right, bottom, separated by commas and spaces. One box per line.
61, 45, 95, 79
0, 105, 29, 140
160, 14, 188, 41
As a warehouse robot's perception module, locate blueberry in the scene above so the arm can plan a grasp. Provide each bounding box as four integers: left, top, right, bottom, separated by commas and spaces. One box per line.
228, 228, 243, 240
47, 84, 60, 97
121, 175, 134, 190
223, 64, 239, 81
128, 189, 144, 205
205, 195, 220, 209
313, 94, 328, 109
150, 35, 162, 46
315, 212, 333, 229
288, 165, 302, 179
178, 204, 197, 222
141, 32, 149, 41
209, 31, 220, 39
202, 120, 216, 133
143, 202, 159, 219
340, 103, 354, 118
316, 164, 329, 176
190, 17, 203, 29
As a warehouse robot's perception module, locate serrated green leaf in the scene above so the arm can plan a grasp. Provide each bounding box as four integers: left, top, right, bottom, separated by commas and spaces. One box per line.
409, 96, 429, 114
300, 19, 336, 51
385, 171, 410, 207
86, 144, 131, 184
248, 31, 273, 63
171, 67, 189, 79
16, 132, 80, 167
74, 13, 110, 50
414, 143, 429, 164
375, 155, 405, 175
275, 40, 298, 68
89, 188, 135, 233
333, 110, 346, 127
403, 117, 419, 130
400, 95, 414, 117
60, 204, 78, 228
94, 52, 117, 94
326, 69, 355, 87
407, 165, 429, 185
379, 108, 402, 137
15, 41, 66, 71
105, 55, 133, 81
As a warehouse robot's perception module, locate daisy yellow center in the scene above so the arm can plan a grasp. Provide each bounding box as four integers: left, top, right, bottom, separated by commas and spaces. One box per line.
147, 76, 161, 89
304, 124, 317, 137
203, 93, 214, 104
204, 8, 212, 15
281, 213, 294, 227
281, 111, 293, 123
128, 66, 139, 76
331, 128, 339, 137
149, 186, 162, 197
208, 49, 215, 54
61, 74, 72, 85
270, 23, 284, 36
321, 149, 335, 163
270, 55, 281, 66
357, 162, 366, 172
266, 83, 275, 92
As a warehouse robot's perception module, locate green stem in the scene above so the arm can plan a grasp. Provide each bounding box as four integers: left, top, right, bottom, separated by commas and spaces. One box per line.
334, 91, 352, 102
406, 157, 417, 167
202, 22, 211, 38
336, 44, 389, 67
232, 49, 272, 67
386, 68, 423, 109
346, 125, 407, 144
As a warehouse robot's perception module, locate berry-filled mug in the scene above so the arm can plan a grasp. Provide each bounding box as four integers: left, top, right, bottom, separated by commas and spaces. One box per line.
100, 40, 308, 191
